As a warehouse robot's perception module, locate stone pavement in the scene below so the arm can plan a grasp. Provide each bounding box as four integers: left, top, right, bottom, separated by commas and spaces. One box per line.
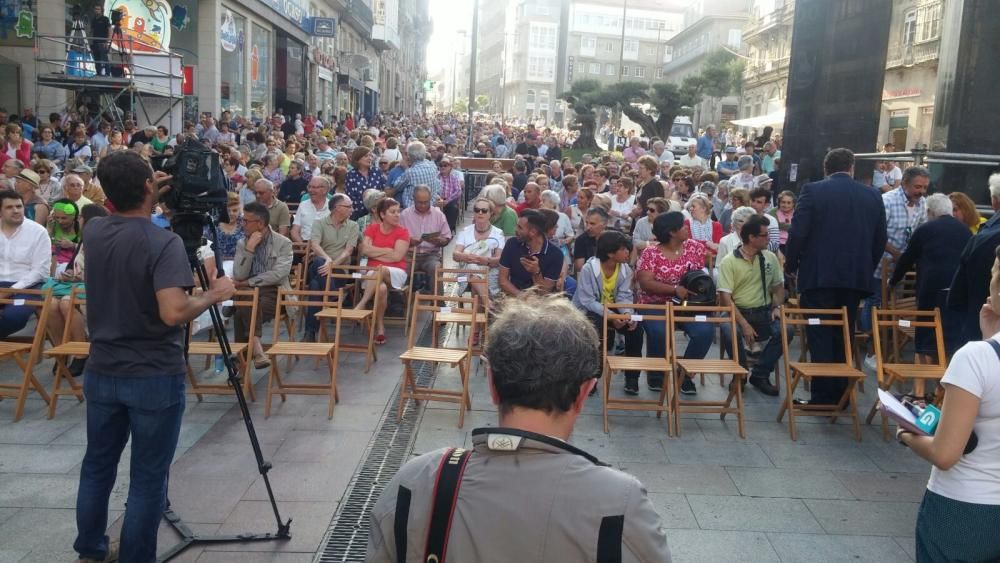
0, 279, 927, 562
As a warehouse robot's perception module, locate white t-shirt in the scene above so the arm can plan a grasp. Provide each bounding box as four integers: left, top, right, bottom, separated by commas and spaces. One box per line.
611, 195, 635, 218
886, 165, 903, 187
927, 334, 1000, 505
294, 199, 331, 241
453, 224, 505, 266
678, 154, 704, 168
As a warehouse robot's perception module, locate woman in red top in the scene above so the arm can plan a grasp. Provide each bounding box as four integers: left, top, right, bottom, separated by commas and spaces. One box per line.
0, 124, 32, 167
636, 211, 715, 395
356, 197, 410, 343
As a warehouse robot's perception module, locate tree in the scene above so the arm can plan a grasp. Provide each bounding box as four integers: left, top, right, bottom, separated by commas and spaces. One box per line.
603, 80, 697, 141
474, 94, 490, 112
558, 79, 604, 150
452, 97, 469, 114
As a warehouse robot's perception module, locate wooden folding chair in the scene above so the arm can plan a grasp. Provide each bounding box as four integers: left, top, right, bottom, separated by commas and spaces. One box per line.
601, 302, 673, 435
398, 294, 478, 427
264, 288, 340, 418
776, 306, 867, 441
432, 267, 490, 356
0, 287, 54, 421
185, 288, 259, 402
671, 304, 750, 438
866, 307, 947, 440
879, 259, 918, 363
381, 246, 419, 337
42, 286, 86, 419
314, 267, 378, 373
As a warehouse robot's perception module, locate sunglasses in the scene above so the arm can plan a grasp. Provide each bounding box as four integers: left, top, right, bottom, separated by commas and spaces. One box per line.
473, 207, 490, 214
646, 208, 657, 213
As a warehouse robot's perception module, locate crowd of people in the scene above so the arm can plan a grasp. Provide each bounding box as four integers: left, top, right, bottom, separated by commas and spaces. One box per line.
1, 103, 999, 561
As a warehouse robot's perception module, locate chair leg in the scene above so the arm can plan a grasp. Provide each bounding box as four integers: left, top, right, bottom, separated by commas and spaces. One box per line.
186, 364, 204, 402
672, 368, 684, 438
735, 375, 747, 439
241, 352, 256, 402
47, 359, 67, 419
327, 353, 338, 419
602, 364, 611, 434
457, 362, 469, 429
397, 361, 413, 420
265, 363, 276, 418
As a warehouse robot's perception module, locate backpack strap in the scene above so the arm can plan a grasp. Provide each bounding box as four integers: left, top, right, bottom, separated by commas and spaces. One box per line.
423, 447, 472, 563
758, 251, 769, 306
987, 339, 1000, 361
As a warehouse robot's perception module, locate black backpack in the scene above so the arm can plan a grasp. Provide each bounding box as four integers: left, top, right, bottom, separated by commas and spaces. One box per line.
672, 268, 717, 306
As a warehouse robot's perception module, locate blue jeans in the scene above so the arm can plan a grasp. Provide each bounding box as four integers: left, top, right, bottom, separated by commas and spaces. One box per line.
859, 276, 881, 333
719, 317, 791, 379
642, 319, 715, 383
75, 372, 186, 563
0, 281, 42, 338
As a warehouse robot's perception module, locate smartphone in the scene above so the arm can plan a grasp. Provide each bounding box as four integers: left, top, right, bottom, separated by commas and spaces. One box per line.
421, 232, 436, 241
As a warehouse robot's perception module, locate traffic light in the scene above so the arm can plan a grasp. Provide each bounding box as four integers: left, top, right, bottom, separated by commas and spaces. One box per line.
423, 80, 436, 91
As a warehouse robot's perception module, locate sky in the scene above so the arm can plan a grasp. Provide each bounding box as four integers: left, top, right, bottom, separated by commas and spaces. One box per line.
426, 0, 475, 75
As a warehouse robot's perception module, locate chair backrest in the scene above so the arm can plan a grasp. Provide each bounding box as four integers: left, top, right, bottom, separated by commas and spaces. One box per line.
779, 306, 853, 366
603, 302, 671, 360
435, 266, 489, 298
670, 303, 741, 361
408, 293, 479, 351
0, 287, 54, 363
871, 306, 946, 368
188, 287, 261, 344
272, 287, 343, 343
59, 285, 86, 344
288, 261, 306, 290
325, 264, 379, 291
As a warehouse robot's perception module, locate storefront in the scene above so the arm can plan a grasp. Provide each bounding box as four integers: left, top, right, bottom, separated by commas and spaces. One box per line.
878, 66, 937, 150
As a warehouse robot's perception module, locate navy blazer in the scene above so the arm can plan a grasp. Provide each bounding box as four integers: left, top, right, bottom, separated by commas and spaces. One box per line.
784, 172, 887, 294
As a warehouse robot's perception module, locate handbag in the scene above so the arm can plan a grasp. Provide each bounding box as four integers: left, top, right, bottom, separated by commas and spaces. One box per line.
672, 268, 717, 306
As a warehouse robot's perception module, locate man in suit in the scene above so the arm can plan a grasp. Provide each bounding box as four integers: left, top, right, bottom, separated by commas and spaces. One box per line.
948, 173, 1000, 344
784, 148, 887, 406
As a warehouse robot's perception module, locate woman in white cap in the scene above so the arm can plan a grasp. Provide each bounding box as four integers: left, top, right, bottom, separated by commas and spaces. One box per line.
14, 169, 49, 225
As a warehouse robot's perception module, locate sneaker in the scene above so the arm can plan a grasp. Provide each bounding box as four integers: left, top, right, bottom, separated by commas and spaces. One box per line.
624, 378, 639, 396
647, 379, 664, 392
680, 377, 697, 395
69, 357, 87, 378
76, 539, 119, 562
749, 375, 780, 396
863, 354, 877, 371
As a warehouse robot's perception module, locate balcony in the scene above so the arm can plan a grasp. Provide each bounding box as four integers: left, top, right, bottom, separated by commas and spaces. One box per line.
343, 0, 374, 36
743, 0, 795, 41
742, 56, 790, 87
885, 39, 940, 69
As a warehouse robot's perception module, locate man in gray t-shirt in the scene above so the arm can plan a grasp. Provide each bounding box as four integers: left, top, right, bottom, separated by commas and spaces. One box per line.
74, 151, 234, 563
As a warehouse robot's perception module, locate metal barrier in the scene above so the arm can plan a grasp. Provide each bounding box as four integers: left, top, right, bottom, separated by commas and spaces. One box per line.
463, 171, 491, 206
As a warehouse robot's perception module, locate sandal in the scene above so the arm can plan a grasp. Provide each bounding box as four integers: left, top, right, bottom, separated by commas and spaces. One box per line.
374, 334, 387, 346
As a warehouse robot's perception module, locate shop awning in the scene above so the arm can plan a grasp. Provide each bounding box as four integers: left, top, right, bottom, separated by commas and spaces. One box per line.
732, 108, 786, 128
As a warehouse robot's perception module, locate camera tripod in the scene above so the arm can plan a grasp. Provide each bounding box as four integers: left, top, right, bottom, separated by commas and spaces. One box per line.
108, 19, 129, 78
159, 214, 292, 562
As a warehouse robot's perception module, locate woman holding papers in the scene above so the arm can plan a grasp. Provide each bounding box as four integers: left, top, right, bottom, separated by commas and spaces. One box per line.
897, 246, 1000, 562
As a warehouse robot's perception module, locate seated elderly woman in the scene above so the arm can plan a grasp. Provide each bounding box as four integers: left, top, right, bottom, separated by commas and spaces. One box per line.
43, 203, 108, 377
356, 197, 410, 345
539, 189, 574, 262
482, 184, 517, 237
452, 196, 506, 312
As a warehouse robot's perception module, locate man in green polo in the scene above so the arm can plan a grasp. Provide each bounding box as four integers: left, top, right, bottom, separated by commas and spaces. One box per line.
717, 214, 787, 396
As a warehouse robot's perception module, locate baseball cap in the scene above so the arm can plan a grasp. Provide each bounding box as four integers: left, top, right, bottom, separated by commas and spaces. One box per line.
724, 146, 738, 153
72, 164, 93, 174
16, 169, 39, 188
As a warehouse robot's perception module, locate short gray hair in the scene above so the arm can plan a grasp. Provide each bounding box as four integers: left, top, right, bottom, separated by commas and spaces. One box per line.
730, 206, 757, 231
482, 185, 508, 207
652, 140, 665, 150
406, 140, 427, 161
989, 173, 1000, 200
330, 192, 351, 208
413, 184, 432, 198
310, 175, 332, 190
254, 178, 274, 192
738, 155, 754, 170
540, 189, 561, 208
483, 294, 600, 414
925, 193, 953, 218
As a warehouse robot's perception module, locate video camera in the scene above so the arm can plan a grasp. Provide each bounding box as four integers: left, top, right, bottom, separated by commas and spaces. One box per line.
151, 137, 231, 257
111, 7, 124, 26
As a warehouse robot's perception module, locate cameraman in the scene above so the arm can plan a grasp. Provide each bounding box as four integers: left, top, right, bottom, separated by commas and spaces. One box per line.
367, 295, 672, 562
90, 4, 111, 77
73, 151, 235, 563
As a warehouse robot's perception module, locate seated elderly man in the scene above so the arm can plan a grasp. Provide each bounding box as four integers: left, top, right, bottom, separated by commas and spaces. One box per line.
234, 202, 293, 369
61, 174, 94, 210
303, 193, 359, 342
253, 178, 291, 237
291, 175, 332, 243
392, 141, 441, 208
400, 184, 451, 294
71, 164, 107, 207
0, 189, 52, 338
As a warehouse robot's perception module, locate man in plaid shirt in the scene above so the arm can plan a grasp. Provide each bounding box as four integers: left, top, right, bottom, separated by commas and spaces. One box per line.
393, 141, 441, 208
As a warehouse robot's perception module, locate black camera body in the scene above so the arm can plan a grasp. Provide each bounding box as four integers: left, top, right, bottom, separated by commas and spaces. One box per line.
111, 8, 124, 26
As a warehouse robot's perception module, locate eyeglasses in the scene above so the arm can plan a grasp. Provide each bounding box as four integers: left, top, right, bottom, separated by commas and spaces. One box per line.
473, 207, 491, 214
646, 208, 657, 213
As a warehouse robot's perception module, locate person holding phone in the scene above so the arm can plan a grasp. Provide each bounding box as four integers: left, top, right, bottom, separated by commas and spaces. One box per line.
498, 209, 563, 298
399, 184, 451, 294
897, 245, 1000, 562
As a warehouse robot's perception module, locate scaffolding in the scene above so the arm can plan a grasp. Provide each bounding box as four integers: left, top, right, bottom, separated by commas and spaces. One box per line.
33, 33, 183, 130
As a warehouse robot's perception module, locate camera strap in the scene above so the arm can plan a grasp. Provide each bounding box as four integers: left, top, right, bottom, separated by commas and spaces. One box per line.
423, 447, 472, 563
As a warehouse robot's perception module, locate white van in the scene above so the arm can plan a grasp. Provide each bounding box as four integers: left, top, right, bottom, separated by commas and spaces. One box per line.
668, 117, 695, 155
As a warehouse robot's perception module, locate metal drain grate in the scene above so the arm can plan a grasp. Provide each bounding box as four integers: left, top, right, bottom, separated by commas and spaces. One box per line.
315, 320, 455, 562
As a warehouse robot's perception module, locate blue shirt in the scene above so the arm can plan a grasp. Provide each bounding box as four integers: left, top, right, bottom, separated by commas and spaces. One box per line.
393, 158, 441, 208
345, 167, 387, 220
498, 238, 564, 291
716, 159, 739, 176
696, 133, 715, 159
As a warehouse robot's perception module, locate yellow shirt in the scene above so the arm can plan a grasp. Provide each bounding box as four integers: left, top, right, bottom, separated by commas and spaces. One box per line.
601, 263, 619, 304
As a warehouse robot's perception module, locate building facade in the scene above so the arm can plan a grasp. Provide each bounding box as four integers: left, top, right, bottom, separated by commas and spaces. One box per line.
501, 0, 563, 125
0, 0, 428, 132
877, 0, 944, 150
663, 0, 748, 130
740, 0, 794, 126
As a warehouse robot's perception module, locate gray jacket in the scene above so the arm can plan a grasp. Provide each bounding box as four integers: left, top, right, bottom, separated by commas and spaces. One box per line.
572, 256, 636, 317
366, 428, 672, 563
233, 230, 293, 289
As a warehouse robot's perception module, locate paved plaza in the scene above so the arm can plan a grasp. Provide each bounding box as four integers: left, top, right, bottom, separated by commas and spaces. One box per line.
0, 304, 927, 562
